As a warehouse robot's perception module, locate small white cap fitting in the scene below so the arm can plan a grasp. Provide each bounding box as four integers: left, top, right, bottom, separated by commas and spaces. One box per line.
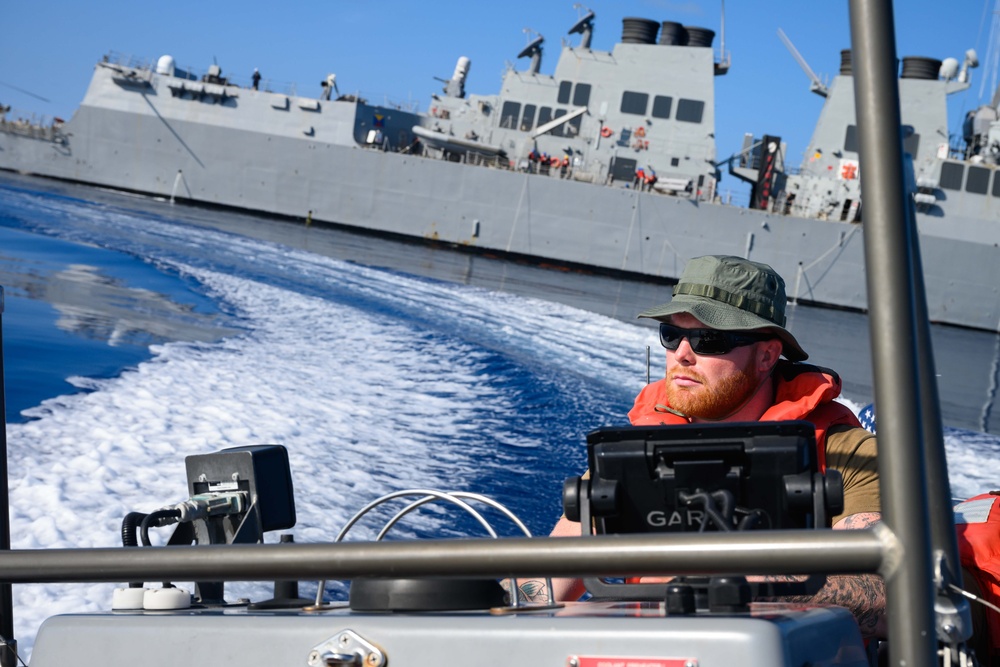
143, 587, 191, 610
111, 587, 147, 610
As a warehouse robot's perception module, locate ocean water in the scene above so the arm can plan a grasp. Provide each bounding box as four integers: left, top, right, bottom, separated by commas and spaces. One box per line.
3, 172, 1000, 655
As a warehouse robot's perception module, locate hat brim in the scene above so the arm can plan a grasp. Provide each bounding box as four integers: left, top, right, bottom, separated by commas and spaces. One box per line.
638, 294, 809, 361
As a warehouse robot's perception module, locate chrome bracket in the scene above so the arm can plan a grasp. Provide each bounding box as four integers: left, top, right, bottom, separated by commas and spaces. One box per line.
307, 629, 386, 667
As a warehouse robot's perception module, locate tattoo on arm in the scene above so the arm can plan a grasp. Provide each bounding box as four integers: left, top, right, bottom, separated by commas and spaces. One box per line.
500, 578, 550, 604
757, 512, 886, 638
814, 573, 886, 637
837, 512, 882, 530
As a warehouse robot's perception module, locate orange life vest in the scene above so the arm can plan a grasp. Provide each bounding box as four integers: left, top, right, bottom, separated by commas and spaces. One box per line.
955, 493, 1000, 650
627, 362, 863, 471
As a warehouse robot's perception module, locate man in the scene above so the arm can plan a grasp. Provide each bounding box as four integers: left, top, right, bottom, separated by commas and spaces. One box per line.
542, 255, 884, 637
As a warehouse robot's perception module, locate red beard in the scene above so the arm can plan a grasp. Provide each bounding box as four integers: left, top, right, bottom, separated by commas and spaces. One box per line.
665, 356, 761, 420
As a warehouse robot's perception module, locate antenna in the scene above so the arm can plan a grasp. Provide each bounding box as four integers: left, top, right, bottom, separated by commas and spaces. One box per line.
777, 28, 828, 98
715, 0, 731, 74
569, 5, 595, 50
720, 0, 725, 63
518, 28, 544, 75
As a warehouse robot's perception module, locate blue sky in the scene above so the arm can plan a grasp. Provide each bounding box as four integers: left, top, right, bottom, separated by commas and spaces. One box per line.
1, 1, 996, 195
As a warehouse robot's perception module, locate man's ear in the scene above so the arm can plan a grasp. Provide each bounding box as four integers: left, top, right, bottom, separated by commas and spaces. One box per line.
757, 339, 784, 372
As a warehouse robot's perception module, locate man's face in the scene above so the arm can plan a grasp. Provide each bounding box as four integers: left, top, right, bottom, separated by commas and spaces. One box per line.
663, 313, 775, 420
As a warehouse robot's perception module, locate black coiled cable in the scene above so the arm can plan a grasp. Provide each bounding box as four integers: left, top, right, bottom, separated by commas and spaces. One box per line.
139, 509, 182, 547
120, 512, 148, 548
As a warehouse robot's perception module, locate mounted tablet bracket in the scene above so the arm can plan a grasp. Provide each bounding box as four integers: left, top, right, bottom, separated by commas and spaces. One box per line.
166, 444, 296, 603
562, 421, 843, 603
180, 444, 296, 546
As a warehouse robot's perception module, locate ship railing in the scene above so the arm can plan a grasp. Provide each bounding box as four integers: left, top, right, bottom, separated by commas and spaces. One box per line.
714, 48, 732, 75
102, 51, 154, 73
0, 109, 64, 140
98, 51, 424, 111
365, 93, 420, 113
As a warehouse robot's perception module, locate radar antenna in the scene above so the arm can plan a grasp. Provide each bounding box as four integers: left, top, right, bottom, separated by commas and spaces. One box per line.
777, 28, 828, 98
518, 29, 545, 75
568, 5, 595, 50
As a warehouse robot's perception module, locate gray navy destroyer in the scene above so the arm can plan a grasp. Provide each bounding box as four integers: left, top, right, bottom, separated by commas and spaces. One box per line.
1, 9, 997, 330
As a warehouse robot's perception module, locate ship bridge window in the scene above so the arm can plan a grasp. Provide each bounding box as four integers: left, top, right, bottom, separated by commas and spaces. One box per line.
538, 106, 553, 128
939, 162, 964, 191
621, 91, 649, 115
521, 104, 537, 131
500, 101, 521, 130
551, 109, 567, 137
572, 83, 592, 107
966, 165, 990, 194
845, 124, 920, 157
621, 90, 649, 116
844, 125, 859, 153
903, 129, 919, 157
676, 99, 704, 124
652, 95, 673, 119
558, 80, 572, 104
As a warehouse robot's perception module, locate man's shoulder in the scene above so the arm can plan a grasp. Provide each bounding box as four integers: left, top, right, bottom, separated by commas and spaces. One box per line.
827, 423, 876, 449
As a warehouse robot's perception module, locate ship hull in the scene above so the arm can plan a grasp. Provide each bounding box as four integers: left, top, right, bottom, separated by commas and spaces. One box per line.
2, 64, 998, 331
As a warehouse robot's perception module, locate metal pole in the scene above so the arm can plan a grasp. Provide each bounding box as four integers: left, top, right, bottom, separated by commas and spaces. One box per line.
848, 1, 937, 665
0, 530, 888, 584
0, 287, 15, 667
909, 209, 966, 583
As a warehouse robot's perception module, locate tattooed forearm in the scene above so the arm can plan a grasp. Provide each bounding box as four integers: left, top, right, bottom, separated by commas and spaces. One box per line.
813, 574, 886, 637
501, 578, 551, 603
771, 574, 887, 637
756, 512, 886, 638
836, 512, 882, 530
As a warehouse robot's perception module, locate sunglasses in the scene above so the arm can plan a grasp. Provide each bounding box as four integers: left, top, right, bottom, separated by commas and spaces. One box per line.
658, 323, 770, 356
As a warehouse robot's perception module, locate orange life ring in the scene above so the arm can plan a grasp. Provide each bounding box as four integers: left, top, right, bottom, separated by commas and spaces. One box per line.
600, 126, 613, 138
635, 126, 646, 137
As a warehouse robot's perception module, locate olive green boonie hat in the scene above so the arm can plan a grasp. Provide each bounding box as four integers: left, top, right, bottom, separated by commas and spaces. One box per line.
638, 255, 808, 361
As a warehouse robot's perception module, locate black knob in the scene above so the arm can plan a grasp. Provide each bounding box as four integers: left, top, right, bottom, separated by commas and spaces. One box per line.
562, 477, 582, 522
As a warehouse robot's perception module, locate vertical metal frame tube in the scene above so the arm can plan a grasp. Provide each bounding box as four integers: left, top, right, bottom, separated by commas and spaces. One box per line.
848, 1, 937, 664
0, 287, 14, 667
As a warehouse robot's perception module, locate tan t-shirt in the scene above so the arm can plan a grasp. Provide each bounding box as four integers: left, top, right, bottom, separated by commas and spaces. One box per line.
826, 424, 881, 524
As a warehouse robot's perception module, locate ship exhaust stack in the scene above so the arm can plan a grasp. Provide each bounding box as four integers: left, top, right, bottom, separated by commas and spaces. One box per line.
900, 56, 942, 80
684, 27, 715, 48
840, 49, 853, 75
621, 18, 659, 44
445, 57, 470, 98
659, 22, 685, 45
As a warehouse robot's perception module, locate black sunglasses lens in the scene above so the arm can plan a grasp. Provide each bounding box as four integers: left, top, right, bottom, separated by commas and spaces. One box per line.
659, 323, 686, 350
658, 323, 743, 355
659, 324, 674, 348
690, 330, 731, 354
